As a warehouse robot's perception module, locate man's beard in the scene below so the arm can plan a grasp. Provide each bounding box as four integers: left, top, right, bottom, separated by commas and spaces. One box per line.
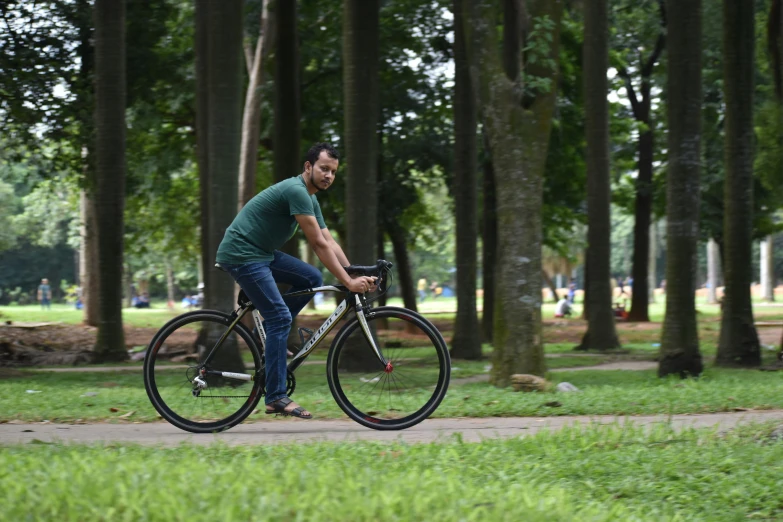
310, 171, 329, 192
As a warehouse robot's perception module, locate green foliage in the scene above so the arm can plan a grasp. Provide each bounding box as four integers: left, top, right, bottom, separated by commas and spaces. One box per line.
0, 242, 76, 304
523, 15, 558, 95
542, 11, 587, 253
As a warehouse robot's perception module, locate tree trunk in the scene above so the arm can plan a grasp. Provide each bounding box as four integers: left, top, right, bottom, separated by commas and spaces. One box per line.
762, 235, 775, 301
376, 226, 388, 330
465, 0, 563, 384
648, 220, 657, 304
659, 0, 703, 378
481, 131, 497, 344
342, 0, 380, 371
621, 5, 665, 322
388, 224, 418, 312
93, 0, 127, 361
576, 0, 620, 351
195, 0, 211, 302
305, 246, 317, 311
716, 0, 761, 368
273, 0, 303, 349
273, 0, 300, 186
80, 190, 100, 326
124, 261, 133, 309
627, 115, 652, 321
238, 0, 272, 209
166, 261, 175, 305
451, 0, 481, 360
707, 238, 720, 304
542, 271, 560, 305
204, 0, 245, 374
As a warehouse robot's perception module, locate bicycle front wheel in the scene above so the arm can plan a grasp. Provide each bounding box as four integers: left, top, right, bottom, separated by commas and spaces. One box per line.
326, 306, 450, 430
143, 310, 264, 433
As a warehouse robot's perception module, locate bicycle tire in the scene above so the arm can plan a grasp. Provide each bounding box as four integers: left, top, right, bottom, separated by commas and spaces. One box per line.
326, 306, 450, 430
143, 310, 264, 434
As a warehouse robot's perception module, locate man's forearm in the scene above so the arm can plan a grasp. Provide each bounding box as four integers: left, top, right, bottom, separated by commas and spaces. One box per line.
314, 242, 352, 285
329, 240, 350, 266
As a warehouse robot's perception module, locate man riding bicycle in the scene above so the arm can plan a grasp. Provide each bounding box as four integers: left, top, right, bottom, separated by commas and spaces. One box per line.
216, 143, 376, 419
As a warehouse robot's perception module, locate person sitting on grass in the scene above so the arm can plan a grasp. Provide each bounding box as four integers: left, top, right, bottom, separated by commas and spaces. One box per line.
554, 297, 572, 318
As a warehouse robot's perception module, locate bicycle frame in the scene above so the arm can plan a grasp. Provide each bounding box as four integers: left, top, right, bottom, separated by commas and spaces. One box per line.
199, 286, 388, 383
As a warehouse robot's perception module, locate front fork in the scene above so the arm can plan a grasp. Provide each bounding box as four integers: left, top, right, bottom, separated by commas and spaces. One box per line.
354, 294, 392, 372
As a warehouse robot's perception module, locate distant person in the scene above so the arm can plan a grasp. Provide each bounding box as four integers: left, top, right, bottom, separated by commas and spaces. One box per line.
617, 276, 627, 296
134, 293, 151, 309
567, 280, 577, 304
37, 278, 51, 310
417, 277, 428, 303
429, 281, 439, 299
554, 298, 572, 318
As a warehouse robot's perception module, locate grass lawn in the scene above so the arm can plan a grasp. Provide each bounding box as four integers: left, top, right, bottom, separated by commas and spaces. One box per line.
2, 364, 783, 423
1, 423, 782, 521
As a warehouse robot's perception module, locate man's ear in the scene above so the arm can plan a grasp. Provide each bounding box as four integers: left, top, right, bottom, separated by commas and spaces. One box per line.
303, 161, 312, 173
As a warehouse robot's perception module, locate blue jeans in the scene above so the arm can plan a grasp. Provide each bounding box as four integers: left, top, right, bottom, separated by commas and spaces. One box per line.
220, 251, 322, 404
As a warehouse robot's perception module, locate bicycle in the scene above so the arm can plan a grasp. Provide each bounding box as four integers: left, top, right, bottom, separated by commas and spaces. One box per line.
143, 259, 451, 433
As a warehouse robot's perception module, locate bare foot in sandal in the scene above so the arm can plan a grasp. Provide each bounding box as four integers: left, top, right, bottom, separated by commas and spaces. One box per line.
265, 397, 312, 419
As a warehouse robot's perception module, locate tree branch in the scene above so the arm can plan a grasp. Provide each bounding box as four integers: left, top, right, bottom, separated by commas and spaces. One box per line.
641, 0, 667, 77
641, 33, 665, 78
617, 67, 642, 121
301, 67, 340, 91
243, 39, 253, 76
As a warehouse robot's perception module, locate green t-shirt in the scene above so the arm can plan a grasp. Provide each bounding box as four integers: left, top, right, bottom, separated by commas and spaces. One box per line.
216, 176, 327, 264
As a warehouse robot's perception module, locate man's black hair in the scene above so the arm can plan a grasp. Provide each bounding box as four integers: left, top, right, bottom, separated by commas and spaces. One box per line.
305, 142, 339, 166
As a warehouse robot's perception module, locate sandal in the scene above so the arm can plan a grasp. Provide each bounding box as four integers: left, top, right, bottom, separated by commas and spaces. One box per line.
265, 397, 312, 419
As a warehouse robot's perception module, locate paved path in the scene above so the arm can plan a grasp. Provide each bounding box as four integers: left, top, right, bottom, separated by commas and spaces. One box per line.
2, 410, 781, 446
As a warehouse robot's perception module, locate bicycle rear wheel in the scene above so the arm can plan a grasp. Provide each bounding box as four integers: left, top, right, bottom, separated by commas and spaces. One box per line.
143, 310, 264, 433
326, 306, 450, 430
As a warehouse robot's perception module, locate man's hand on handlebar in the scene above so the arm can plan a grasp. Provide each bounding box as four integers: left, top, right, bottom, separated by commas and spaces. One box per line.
346, 276, 377, 294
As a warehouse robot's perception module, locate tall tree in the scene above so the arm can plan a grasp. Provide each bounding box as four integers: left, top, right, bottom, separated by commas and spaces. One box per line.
617, 1, 667, 322
576, 0, 620, 351
658, 0, 703, 378
465, 0, 564, 384
342, 0, 380, 370
92, 0, 127, 361
343, 0, 379, 266
716, 0, 761, 367
272, 0, 303, 350
273, 0, 300, 190
239, 0, 272, 209
204, 0, 245, 373
450, 0, 481, 359
195, 0, 211, 307
481, 133, 497, 344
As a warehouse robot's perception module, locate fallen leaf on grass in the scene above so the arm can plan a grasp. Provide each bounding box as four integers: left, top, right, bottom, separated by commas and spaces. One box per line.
109, 407, 119, 413
118, 411, 135, 418
544, 401, 562, 408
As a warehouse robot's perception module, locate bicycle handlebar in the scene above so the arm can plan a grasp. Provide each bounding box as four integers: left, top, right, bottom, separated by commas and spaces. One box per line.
343, 259, 393, 277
